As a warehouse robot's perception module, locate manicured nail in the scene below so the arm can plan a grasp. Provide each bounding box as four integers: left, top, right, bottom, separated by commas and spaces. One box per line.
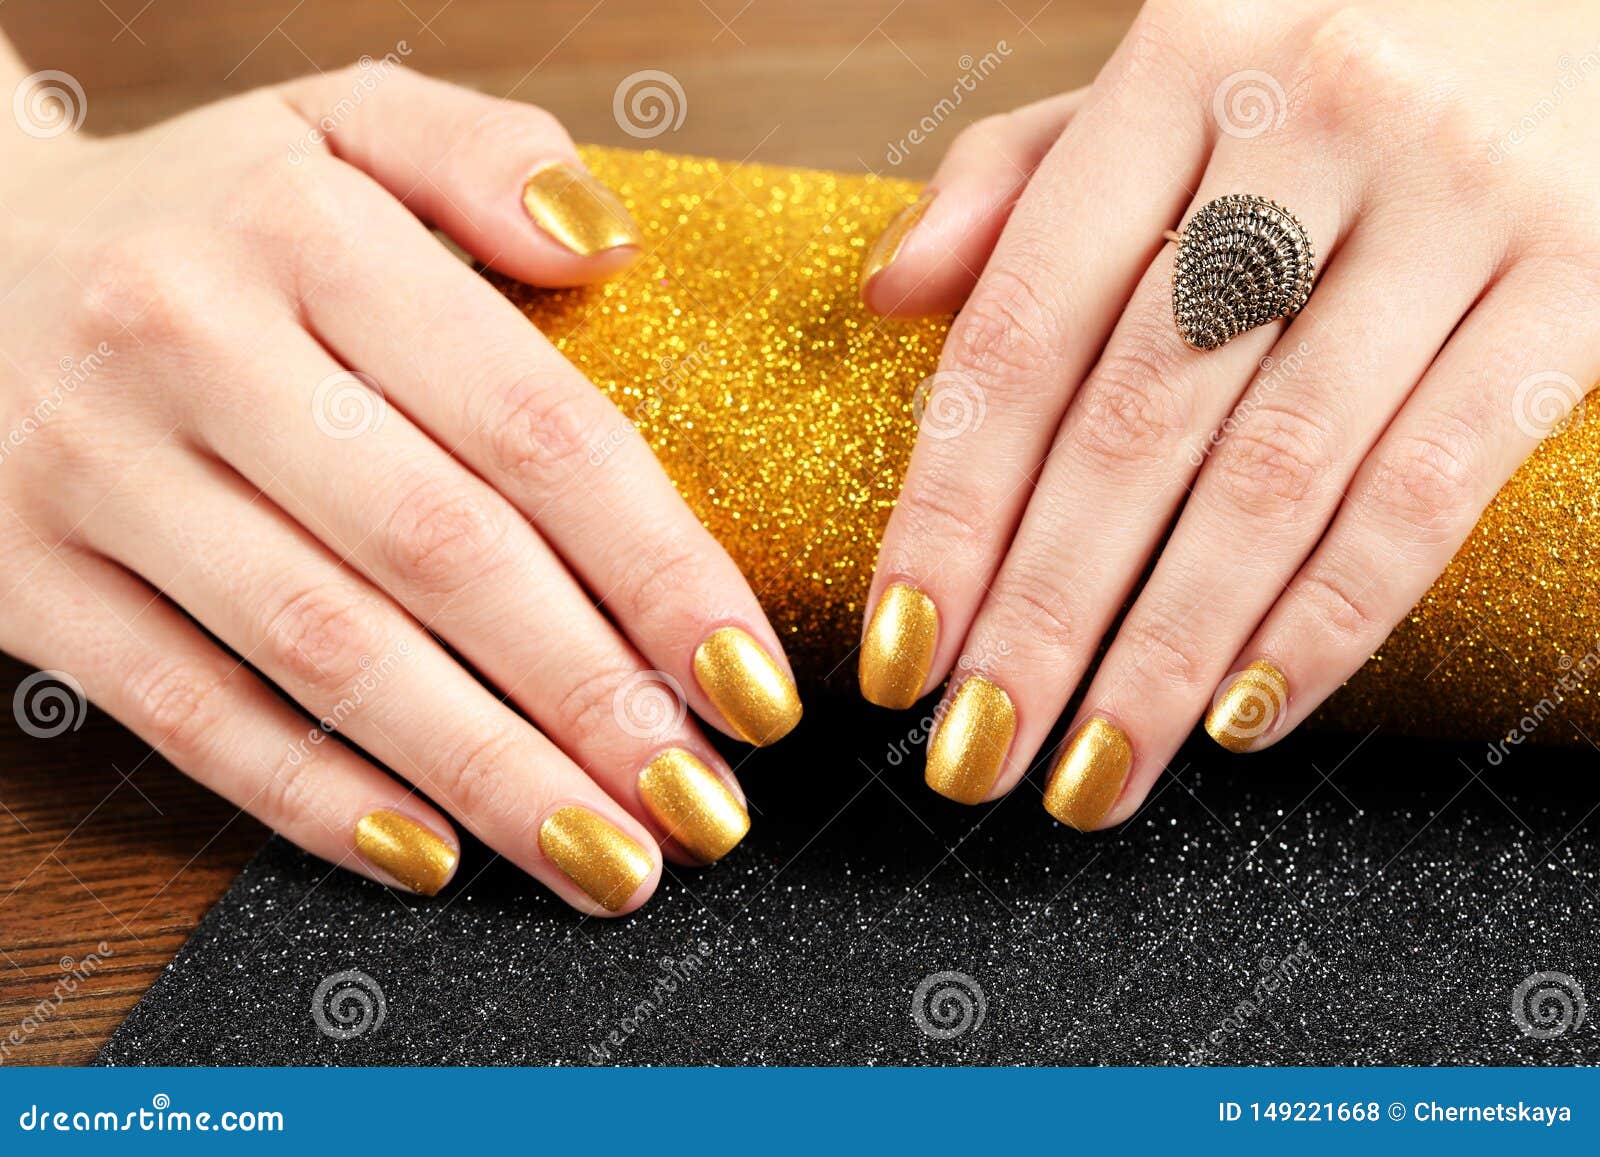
692, 626, 803, 746
521, 161, 643, 256
1205, 659, 1289, 753
538, 806, 653, 912
1043, 718, 1133, 831
354, 810, 458, 896
925, 675, 1015, 804
859, 583, 939, 709
860, 189, 935, 292
637, 748, 750, 863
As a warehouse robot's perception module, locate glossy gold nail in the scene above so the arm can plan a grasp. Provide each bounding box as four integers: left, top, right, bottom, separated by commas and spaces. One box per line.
860, 189, 935, 292
521, 161, 643, 256
859, 583, 939, 710
924, 675, 1015, 804
354, 810, 458, 897
1043, 718, 1133, 831
692, 626, 802, 746
1206, 659, 1289, 754
637, 748, 750, 863
538, 806, 653, 912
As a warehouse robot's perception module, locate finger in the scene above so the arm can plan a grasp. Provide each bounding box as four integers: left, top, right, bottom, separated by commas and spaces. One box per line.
195, 317, 750, 865
76, 453, 661, 915
285, 161, 799, 746
861, 88, 1085, 318
0, 529, 460, 896
860, 29, 1213, 715
280, 65, 642, 286
1203, 260, 1600, 757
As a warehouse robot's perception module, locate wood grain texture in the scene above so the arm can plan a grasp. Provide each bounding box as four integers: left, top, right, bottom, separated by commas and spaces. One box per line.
0, 0, 1137, 1065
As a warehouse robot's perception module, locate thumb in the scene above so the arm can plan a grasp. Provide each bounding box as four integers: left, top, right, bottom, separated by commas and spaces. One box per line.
280, 63, 641, 286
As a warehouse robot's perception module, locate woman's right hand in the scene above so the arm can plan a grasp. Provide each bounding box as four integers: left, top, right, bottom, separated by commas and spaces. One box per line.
0, 59, 800, 914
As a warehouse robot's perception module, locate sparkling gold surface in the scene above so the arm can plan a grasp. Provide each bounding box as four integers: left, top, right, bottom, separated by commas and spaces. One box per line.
692, 627, 803, 746
859, 189, 934, 293
538, 806, 653, 912
925, 675, 1015, 804
1206, 659, 1289, 754
637, 748, 750, 863
495, 146, 1600, 744
1043, 718, 1133, 831
859, 583, 939, 709
353, 810, 457, 897
521, 161, 643, 256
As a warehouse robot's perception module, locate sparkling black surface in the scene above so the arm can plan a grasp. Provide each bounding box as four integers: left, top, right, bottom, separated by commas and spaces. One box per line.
97, 703, 1600, 1065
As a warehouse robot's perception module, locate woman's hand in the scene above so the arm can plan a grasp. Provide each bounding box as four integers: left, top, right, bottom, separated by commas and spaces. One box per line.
0, 59, 801, 913
857, 1, 1599, 826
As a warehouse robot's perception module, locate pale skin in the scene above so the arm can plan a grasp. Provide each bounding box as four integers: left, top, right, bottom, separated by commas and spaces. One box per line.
0, 35, 799, 914
862, 2, 1600, 823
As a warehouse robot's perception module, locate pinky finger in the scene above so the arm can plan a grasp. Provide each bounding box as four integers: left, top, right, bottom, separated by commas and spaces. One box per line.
0, 536, 461, 896
1200, 265, 1600, 758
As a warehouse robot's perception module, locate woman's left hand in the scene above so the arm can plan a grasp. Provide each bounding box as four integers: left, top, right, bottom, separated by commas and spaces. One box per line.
855, 0, 1600, 828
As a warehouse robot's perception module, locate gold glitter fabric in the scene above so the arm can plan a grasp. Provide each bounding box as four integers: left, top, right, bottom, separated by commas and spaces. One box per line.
492, 146, 1600, 745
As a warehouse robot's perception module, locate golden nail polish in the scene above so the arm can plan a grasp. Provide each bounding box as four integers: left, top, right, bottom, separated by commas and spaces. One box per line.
1206, 659, 1290, 753
860, 190, 935, 291
538, 806, 653, 912
638, 748, 750, 863
924, 675, 1015, 804
692, 626, 803, 746
859, 583, 939, 710
521, 161, 643, 256
354, 810, 458, 897
1043, 718, 1133, 831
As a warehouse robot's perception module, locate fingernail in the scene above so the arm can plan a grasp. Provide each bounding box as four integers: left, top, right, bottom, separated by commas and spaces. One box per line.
1043, 717, 1133, 831
859, 583, 939, 709
860, 189, 935, 293
354, 810, 458, 896
925, 675, 1015, 804
521, 161, 643, 256
638, 748, 750, 863
1206, 659, 1289, 753
692, 626, 803, 746
538, 806, 654, 912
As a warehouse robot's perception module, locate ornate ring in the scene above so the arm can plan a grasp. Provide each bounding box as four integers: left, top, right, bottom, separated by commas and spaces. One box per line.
1166, 194, 1316, 351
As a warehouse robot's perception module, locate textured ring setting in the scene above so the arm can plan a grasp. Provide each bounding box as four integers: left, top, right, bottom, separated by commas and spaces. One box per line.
1167, 194, 1316, 351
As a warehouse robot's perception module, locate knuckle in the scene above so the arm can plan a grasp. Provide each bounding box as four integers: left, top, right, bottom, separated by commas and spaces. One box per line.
1362, 423, 1480, 541
482, 372, 610, 491
262, 582, 383, 701
126, 658, 228, 764
1302, 7, 1443, 141
432, 728, 525, 820
254, 744, 323, 829
946, 264, 1061, 399
1070, 325, 1193, 470
380, 472, 512, 598
553, 661, 647, 750
613, 536, 709, 627
78, 233, 219, 351
1208, 406, 1335, 518
1294, 563, 1382, 641
1116, 615, 1210, 693
894, 473, 989, 550
990, 568, 1078, 660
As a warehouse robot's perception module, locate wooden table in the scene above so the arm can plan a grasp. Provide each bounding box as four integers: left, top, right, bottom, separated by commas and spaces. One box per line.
0, 0, 1138, 1064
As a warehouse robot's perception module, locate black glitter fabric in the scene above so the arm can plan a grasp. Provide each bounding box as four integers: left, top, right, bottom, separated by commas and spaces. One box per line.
97, 704, 1600, 1065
